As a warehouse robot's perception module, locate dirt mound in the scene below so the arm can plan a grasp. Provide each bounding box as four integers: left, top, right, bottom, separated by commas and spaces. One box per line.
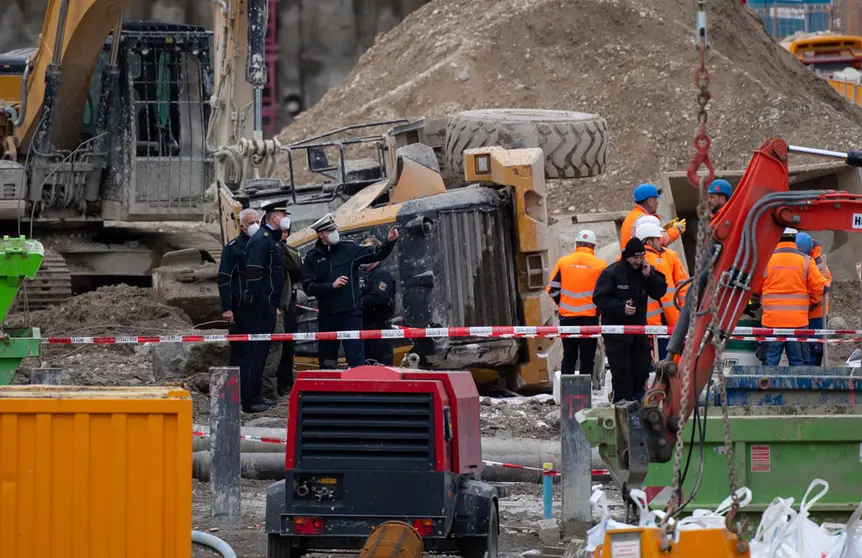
277, 0, 862, 213
24, 284, 192, 337
9, 285, 193, 386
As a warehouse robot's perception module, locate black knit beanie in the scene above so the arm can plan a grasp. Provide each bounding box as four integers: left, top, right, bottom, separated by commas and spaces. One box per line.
622, 237, 645, 259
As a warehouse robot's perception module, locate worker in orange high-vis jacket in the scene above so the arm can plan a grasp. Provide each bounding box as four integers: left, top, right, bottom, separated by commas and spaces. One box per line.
753, 228, 828, 366
547, 230, 608, 376
636, 217, 690, 360
620, 183, 687, 249
796, 232, 832, 365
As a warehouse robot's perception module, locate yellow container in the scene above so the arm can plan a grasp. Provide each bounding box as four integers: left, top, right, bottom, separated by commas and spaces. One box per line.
0, 386, 193, 558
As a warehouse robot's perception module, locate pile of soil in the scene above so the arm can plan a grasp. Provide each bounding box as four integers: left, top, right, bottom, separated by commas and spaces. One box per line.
8, 285, 193, 386
277, 0, 862, 214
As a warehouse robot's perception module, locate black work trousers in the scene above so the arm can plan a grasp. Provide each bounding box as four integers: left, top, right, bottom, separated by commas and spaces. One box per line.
318, 309, 365, 368
603, 334, 651, 403
364, 318, 394, 365
243, 303, 278, 408
276, 300, 298, 393
560, 316, 599, 375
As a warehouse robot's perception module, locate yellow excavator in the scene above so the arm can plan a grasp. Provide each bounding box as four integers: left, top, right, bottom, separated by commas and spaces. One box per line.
0, 0, 231, 319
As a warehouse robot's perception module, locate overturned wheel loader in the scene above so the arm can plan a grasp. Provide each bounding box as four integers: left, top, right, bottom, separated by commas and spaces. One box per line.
218, 110, 610, 391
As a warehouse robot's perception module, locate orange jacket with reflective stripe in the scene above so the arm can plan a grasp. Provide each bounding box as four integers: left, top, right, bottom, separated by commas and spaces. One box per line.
809, 243, 832, 319
547, 247, 608, 318
620, 205, 682, 248
754, 241, 828, 328
645, 247, 690, 326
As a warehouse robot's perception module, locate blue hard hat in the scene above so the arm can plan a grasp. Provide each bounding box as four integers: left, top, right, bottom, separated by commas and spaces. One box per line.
795, 232, 813, 255
633, 183, 661, 203
708, 179, 733, 198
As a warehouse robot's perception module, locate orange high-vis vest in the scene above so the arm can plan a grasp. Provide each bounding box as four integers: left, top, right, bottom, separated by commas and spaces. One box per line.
620, 205, 681, 248
754, 241, 828, 329
809, 243, 832, 319
547, 246, 608, 318
645, 246, 690, 326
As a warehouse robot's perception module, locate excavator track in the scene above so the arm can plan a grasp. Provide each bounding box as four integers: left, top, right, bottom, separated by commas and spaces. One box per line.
13, 248, 73, 312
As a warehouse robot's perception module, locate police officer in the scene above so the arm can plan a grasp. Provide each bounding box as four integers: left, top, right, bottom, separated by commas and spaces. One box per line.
302, 213, 399, 368
593, 237, 667, 403
359, 236, 396, 365
218, 208, 261, 369
242, 198, 291, 413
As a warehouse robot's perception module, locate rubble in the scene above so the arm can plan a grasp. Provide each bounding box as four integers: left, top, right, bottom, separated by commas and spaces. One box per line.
278, 0, 862, 215
8, 285, 193, 386
537, 518, 561, 546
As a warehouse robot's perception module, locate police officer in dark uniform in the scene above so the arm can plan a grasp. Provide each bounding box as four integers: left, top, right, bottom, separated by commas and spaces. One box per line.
359, 236, 396, 365
241, 198, 291, 413
302, 213, 399, 368
593, 237, 667, 404
218, 207, 261, 368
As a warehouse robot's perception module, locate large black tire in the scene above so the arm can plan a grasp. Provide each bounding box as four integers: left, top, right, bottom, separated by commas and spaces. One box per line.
443, 109, 608, 180
267, 534, 299, 558
459, 503, 499, 558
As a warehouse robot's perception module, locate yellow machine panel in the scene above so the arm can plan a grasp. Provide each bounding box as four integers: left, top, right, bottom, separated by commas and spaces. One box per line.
594, 527, 749, 558
0, 386, 192, 558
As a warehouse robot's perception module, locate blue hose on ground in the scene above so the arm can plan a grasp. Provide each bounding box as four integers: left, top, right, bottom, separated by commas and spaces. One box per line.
192, 530, 238, 558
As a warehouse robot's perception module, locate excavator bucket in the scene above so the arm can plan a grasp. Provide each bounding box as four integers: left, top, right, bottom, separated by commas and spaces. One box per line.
0, 236, 44, 384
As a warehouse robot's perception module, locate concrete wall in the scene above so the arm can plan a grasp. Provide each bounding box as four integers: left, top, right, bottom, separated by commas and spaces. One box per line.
0, 0, 429, 129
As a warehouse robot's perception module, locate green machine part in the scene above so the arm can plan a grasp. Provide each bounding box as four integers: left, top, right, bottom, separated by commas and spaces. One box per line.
578, 406, 862, 513
0, 236, 45, 385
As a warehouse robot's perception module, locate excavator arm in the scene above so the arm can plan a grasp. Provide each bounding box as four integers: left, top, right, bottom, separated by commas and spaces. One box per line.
578, 138, 862, 488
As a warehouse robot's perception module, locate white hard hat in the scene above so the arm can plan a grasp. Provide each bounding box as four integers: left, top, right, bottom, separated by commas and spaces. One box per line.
636, 221, 664, 241
640, 215, 661, 227
576, 229, 597, 245
783, 227, 798, 235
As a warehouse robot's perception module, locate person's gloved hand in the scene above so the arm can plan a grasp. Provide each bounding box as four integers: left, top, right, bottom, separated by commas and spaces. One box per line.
662, 218, 687, 234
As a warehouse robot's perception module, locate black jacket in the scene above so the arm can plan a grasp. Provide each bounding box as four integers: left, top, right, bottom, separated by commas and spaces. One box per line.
302, 237, 396, 315
360, 266, 396, 326
242, 224, 286, 308
593, 260, 667, 327
217, 233, 250, 313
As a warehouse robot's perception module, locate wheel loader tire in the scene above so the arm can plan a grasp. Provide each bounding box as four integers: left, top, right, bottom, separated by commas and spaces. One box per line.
443, 109, 609, 179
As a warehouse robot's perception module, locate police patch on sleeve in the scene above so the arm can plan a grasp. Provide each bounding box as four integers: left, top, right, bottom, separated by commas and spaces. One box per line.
378, 282, 387, 292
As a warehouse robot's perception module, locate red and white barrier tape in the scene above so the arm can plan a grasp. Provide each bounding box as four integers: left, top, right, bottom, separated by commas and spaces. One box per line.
193, 430, 288, 445
42, 326, 862, 345
190, 431, 610, 478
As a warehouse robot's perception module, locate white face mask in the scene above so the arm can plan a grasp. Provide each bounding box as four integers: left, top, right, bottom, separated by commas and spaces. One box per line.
327, 230, 340, 245
279, 216, 291, 231
247, 223, 260, 236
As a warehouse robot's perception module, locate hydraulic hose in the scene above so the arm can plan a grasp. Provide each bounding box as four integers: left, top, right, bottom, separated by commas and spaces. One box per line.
192, 530, 237, 558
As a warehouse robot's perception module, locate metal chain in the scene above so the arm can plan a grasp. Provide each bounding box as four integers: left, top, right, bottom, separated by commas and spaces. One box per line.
686, 0, 715, 189
661, 0, 714, 541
